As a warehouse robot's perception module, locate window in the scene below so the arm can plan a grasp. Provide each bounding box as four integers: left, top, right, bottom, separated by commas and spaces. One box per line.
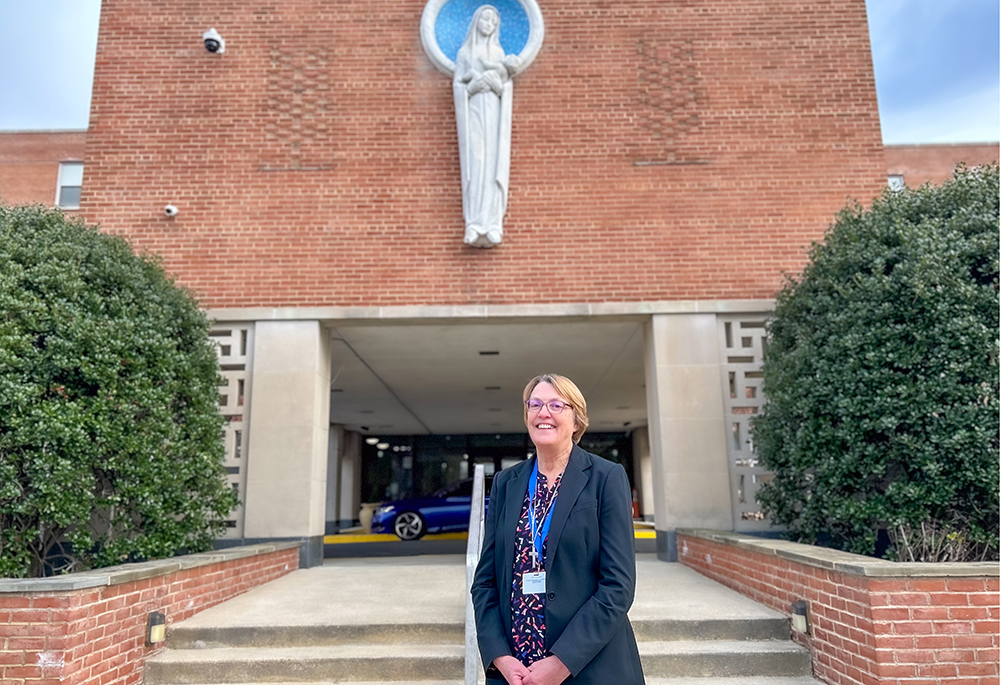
56, 162, 84, 209
887, 174, 904, 191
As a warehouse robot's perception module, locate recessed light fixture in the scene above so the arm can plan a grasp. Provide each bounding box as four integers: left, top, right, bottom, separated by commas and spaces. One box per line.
479, 351, 500, 356
485, 386, 501, 390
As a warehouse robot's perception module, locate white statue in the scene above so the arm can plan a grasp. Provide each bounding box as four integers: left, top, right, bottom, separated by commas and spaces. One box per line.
453, 5, 522, 248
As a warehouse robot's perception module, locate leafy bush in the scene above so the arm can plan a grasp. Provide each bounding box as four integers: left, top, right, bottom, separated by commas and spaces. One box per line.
752, 165, 999, 561
0, 205, 238, 577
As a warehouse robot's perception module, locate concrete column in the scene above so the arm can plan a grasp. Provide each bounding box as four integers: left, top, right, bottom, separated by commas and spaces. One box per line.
339, 430, 362, 527
325, 424, 343, 534
243, 321, 331, 567
644, 314, 733, 561
632, 426, 655, 521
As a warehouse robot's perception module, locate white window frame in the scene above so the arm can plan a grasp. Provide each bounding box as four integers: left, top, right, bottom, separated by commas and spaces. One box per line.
56, 161, 84, 210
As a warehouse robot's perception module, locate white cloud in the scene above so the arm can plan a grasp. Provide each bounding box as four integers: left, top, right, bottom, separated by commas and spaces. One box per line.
880, 80, 1000, 144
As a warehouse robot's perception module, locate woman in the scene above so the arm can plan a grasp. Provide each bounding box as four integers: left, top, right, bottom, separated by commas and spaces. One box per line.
453, 5, 521, 248
472, 374, 645, 684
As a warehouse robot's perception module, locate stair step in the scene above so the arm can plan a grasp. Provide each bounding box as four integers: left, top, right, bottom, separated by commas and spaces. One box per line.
631, 617, 789, 642
169, 616, 786, 649
146, 639, 811, 684
145, 644, 464, 683
167, 622, 465, 648
163, 681, 823, 685
152, 679, 823, 685
639, 640, 812, 678
644, 676, 823, 685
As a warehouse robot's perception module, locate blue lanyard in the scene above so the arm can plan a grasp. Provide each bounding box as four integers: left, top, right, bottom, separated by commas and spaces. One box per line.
528, 460, 557, 567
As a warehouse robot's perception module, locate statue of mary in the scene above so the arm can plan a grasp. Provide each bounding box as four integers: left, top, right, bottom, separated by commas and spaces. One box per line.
453, 5, 522, 248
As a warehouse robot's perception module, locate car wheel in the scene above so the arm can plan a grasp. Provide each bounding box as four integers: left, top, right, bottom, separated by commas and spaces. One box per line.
393, 511, 426, 540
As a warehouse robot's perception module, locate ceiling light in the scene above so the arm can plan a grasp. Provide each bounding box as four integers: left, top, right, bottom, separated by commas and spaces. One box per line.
376, 442, 390, 450
365, 437, 379, 445
479, 351, 499, 356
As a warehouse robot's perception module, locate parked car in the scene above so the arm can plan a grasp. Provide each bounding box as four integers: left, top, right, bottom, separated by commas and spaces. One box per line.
371, 475, 493, 540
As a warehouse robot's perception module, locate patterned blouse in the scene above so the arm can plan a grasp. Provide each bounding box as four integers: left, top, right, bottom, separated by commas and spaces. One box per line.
509, 471, 562, 666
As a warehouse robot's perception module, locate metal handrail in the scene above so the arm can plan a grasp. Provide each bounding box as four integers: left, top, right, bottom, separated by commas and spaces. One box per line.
464, 463, 487, 685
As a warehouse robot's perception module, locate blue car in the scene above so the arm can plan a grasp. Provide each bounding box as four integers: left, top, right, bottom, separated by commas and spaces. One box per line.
371, 476, 493, 540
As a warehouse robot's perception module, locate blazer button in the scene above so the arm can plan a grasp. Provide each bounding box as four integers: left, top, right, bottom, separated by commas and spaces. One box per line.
547, 591, 556, 601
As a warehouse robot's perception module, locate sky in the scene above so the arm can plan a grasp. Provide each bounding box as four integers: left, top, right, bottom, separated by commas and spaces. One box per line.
0, 0, 997, 144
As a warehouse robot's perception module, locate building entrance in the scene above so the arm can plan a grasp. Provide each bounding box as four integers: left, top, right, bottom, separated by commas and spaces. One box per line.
359, 432, 634, 508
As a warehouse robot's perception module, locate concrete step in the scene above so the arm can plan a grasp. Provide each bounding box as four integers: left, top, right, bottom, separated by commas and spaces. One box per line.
145, 639, 811, 683
167, 622, 465, 649
169, 616, 787, 649
145, 644, 465, 683
163, 681, 824, 685
645, 680, 824, 685
631, 617, 790, 642
639, 640, 812, 678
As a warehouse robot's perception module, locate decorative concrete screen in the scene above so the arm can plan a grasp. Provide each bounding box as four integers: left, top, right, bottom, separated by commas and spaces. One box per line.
210, 324, 255, 537
717, 315, 772, 531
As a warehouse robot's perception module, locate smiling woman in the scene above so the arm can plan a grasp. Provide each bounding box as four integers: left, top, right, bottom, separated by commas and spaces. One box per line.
472, 374, 645, 684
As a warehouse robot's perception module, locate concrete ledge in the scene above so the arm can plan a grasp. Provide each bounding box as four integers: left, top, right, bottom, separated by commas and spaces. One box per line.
0, 542, 302, 593
206, 299, 775, 324
678, 529, 999, 578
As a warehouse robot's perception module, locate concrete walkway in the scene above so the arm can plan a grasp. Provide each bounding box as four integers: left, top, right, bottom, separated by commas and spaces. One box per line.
176, 553, 786, 630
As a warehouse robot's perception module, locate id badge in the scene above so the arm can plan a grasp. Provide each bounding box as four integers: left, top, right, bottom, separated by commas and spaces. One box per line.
523, 571, 546, 595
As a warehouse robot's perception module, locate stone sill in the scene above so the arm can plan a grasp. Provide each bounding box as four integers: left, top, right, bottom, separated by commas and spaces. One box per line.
678, 529, 999, 578
0, 542, 302, 593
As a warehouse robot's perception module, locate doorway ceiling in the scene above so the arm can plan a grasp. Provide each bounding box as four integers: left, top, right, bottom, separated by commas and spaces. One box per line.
327, 319, 648, 437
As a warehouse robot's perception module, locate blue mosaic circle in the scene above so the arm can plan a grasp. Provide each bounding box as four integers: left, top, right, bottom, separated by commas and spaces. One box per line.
435, 0, 530, 62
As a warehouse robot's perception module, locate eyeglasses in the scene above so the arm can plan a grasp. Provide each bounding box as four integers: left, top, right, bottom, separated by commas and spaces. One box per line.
525, 399, 571, 414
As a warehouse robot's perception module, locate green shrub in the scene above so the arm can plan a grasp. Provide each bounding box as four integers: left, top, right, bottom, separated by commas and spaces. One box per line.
752, 165, 999, 560
0, 205, 238, 577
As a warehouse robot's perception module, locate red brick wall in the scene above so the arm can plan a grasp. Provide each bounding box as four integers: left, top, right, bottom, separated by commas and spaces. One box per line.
0, 546, 298, 685
679, 533, 1000, 685
885, 144, 999, 187
0, 131, 87, 207
81, 0, 885, 309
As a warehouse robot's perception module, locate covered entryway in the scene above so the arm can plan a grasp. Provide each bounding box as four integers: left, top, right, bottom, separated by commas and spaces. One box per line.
214, 303, 772, 566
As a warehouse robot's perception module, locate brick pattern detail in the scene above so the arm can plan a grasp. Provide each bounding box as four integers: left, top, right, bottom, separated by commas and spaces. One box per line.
0, 547, 298, 685
632, 35, 703, 164
678, 534, 1000, 685
79, 0, 886, 309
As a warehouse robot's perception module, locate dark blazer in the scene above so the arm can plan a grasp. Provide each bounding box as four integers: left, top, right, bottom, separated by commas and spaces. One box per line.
471, 445, 645, 684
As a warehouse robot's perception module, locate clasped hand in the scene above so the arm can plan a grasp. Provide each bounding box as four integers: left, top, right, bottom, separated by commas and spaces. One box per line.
494, 654, 570, 685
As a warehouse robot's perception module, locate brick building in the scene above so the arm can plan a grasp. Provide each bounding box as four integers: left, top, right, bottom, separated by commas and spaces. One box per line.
0, 130, 86, 208
885, 142, 999, 188
14, 0, 898, 565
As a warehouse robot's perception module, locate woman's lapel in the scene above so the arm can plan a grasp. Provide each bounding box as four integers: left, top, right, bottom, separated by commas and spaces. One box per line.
545, 445, 592, 573
502, 458, 533, 594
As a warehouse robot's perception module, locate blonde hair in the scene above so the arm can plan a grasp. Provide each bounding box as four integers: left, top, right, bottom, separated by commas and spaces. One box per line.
522, 373, 589, 444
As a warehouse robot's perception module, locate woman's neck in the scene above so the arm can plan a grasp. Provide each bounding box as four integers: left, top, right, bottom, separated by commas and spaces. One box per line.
535, 445, 571, 481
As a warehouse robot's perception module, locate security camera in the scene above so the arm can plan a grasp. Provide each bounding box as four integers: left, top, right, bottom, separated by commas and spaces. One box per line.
203, 28, 225, 54
164, 204, 179, 217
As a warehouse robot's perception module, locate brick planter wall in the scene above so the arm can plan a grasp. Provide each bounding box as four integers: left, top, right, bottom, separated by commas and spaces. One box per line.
0, 542, 300, 685
678, 530, 999, 685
